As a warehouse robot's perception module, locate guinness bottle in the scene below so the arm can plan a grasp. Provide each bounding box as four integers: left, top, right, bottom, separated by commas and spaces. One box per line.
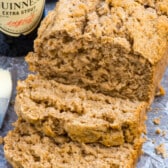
0, 0, 45, 57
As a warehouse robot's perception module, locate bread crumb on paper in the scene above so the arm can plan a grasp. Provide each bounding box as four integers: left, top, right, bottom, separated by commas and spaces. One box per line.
153, 118, 160, 125
155, 144, 168, 158
162, 130, 166, 137
155, 128, 167, 137
155, 128, 161, 134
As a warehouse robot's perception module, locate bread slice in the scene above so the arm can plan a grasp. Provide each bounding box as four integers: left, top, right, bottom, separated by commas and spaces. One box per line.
4, 119, 143, 168
15, 74, 147, 147
26, 0, 168, 103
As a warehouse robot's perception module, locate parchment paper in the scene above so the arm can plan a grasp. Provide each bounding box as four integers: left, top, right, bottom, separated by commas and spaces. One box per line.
0, 2, 168, 168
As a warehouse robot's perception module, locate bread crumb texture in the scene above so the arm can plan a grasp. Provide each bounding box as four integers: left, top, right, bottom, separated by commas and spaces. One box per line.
4, 120, 143, 168
15, 74, 147, 147
26, 0, 168, 103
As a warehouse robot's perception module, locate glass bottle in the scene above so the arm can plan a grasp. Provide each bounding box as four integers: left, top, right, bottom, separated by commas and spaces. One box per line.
0, 0, 45, 57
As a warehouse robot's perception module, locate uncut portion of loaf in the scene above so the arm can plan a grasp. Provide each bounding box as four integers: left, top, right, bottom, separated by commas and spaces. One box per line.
4, 120, 143, 168
15, 74, 147, 147
26, 0, 168, 103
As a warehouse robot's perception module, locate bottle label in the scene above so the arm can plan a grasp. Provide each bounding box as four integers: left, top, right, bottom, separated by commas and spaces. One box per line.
0, 0, 45, 37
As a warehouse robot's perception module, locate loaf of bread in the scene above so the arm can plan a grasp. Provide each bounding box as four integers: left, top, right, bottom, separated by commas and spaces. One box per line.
4, 1, 168, 167
4, 119, 143, 168
15, 74, 147, 147
26, 0, 168, 103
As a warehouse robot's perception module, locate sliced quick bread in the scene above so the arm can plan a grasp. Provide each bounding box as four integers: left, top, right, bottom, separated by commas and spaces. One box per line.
4, 119, 143, 168
15, 74, 147, 147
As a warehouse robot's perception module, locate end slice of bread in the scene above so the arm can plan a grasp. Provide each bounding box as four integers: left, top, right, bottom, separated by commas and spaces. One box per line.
4, 119, 144, 168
